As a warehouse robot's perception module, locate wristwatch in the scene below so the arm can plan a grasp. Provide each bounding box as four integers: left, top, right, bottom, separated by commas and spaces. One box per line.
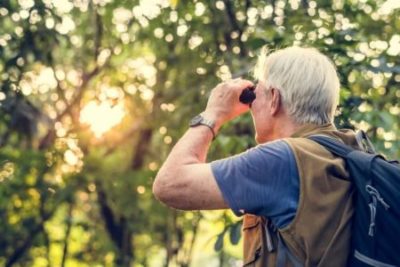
189, 114, 216, 139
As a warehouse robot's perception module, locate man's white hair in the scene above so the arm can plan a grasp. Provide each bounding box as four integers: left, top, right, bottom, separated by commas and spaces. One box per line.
254, 46, 340, 125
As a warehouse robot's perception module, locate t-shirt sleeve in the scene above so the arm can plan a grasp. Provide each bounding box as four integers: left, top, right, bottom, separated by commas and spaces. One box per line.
210, 140, 299, 228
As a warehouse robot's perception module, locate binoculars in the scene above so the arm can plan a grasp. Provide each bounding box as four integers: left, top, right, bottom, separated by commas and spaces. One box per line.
239, 85, 256, 106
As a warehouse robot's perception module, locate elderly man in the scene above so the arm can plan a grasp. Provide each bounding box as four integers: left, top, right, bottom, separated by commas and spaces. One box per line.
153, 46, 358, 266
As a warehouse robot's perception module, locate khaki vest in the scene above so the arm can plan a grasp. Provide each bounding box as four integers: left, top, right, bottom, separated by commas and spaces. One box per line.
242, 124, 359, 267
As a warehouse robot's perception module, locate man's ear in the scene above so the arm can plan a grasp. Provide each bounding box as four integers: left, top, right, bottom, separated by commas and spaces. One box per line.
270, 88, 281, 116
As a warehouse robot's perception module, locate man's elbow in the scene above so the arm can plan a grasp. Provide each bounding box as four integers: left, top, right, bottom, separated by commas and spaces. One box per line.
152, 176, 168, 204
152, 173, 188, 209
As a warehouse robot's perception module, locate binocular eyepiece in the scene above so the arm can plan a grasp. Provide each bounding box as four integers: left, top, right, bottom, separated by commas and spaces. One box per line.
239, 86, 256, 106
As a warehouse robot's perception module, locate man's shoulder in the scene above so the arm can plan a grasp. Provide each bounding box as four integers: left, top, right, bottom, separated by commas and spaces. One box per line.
257, 139, 292, 152
282, 136, 335, 160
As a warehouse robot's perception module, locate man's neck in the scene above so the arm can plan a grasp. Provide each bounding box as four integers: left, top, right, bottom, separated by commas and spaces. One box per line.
259, 117, 304, 143
270, 122, 303, 140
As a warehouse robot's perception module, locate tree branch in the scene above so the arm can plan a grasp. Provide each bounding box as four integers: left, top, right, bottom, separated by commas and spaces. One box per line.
222, 0, 249, 57
103, 120, 143, 156
61, 202, 74, 267
5, 185, 73, 267
96, 182, 133, 266
223, 0, 243, 34
131, 128, 153, 170
179, 213, 203, 267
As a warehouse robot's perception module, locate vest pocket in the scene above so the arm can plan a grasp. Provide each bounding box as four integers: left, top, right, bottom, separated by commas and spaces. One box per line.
242, 215, 263, 267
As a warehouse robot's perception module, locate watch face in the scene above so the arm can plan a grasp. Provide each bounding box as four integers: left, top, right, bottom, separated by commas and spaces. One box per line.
190, 115, 203, 126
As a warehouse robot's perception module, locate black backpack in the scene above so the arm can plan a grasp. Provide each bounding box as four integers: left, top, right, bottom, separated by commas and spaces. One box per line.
309, 132, 400, 267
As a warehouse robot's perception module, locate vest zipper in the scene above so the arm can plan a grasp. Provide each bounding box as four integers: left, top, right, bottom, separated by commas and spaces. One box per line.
264, 223, 275, 252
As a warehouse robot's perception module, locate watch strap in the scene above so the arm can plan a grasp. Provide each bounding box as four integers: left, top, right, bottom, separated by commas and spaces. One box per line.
199, 122, 216, 140
189, 114, 216, 140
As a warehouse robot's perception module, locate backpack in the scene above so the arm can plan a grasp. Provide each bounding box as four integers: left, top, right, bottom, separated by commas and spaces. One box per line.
309, 132, 400, 267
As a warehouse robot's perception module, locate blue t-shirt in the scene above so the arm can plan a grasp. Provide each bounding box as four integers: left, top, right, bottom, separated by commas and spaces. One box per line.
210, 140, 300, 228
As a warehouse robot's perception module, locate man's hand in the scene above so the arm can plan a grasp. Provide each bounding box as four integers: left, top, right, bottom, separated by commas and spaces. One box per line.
153, 79, 253, 210
202, 79, 255, 132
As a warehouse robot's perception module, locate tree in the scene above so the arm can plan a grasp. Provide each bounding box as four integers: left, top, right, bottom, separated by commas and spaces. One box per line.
0, 0, 399, 266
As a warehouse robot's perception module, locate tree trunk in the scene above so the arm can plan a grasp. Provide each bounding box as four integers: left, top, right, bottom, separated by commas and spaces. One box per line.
97, 183, 134, 266
131, 128, 153, 169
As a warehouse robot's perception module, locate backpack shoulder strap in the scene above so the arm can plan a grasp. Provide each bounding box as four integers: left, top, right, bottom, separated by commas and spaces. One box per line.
307, 135, 355, 158
308, 134, 376, 203
355, 130, 376, 154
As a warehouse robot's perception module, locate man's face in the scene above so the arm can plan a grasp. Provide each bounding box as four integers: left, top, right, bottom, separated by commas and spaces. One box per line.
250, 82, 274, 144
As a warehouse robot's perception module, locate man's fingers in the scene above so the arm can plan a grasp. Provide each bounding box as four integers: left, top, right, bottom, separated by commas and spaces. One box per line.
231, 79, 254, 93
212, 79, 254, 99
226, 78, 253, 87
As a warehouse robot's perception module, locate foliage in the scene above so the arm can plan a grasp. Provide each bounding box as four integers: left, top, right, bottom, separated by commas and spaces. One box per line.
0, 0, 399, 266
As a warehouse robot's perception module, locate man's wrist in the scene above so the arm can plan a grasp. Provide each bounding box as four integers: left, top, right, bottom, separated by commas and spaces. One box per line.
200, 111, 222, 135
196, 123, 216, 140
189, 112, 222, 139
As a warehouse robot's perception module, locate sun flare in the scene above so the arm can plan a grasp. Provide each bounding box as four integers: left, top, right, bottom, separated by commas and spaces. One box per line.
80, 101, 125, 138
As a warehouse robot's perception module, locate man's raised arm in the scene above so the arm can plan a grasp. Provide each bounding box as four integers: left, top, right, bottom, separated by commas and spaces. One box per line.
152, 79, 253, 210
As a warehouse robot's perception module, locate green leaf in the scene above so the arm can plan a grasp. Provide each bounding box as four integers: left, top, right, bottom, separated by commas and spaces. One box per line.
248, 38, 267, 50
214, 232, 224, 251
379, 112, 395, 130
229, 222, 242, 245
170, 0, 178, 8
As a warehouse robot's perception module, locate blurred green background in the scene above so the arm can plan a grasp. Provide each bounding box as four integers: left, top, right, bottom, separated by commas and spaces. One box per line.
0, 0, 399, 266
